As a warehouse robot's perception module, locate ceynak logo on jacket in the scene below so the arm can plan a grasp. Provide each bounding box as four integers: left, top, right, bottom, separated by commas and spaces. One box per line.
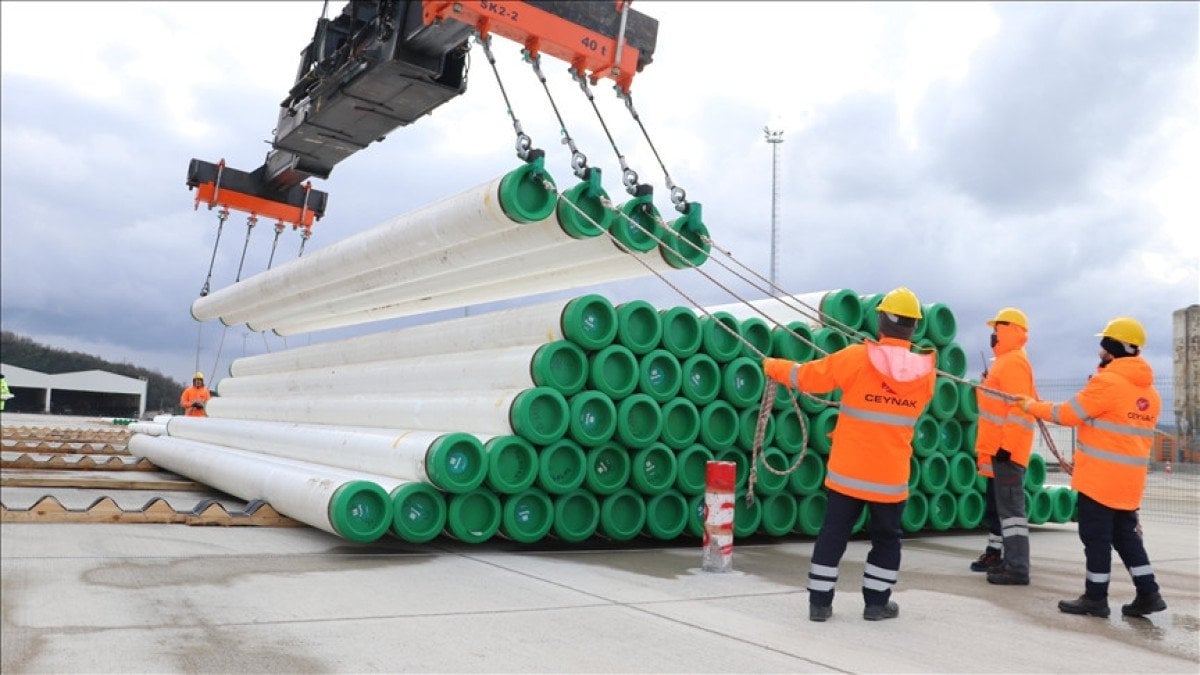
863, 383, 920, 408
1128, 397, 1154, 423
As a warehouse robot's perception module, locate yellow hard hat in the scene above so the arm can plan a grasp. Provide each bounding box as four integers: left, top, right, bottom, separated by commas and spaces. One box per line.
876, 287, 922, 319
986, 307, 1028, 330
1096, 317, 1146, 347
193, 372, 205, 381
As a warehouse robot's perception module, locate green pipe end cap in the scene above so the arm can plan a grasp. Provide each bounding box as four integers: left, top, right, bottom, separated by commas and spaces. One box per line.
796, 493, 827, 536
822, 289, 864, 331
644, 490, 688, 540
532, 340, 588, 395
760, 492, 799, 536
927, 490, 957, 531
722, 356, 766, 408
638, 349, 683, 402
701, 312, 742, 363
615, 394, 664, 447
538, 438, 587, 495
502, 488, 554, 543
901, 491, 929, 532
674, 444, 714, 495
499, 159, 558, 224
328, 480, 393, 543
600, 488, 647, 541
790, 451, 826, 496
391, 482, 448, 544
659, 307, 702, 358
612, 194, 662, 253
562, 294, 618, 350
557, 172, 614, 238
485, 435, 539, 494
568, 390, 617, 446
772, 322, 815, 362
588, 344, 639, 399
680, 353, 721, 405
956, 490, 986, 529
616, 300, 664, 355
660, 203, 711, 269
585, 441, 632, 495
659, 398, 701, 449
426, 432, 487, 494
447, 488, 502, 544
553, 489, 601, 542
738, 317, 772, 360
631, 442, 678, 494
699, 400, 740, 449
510, 387, 570, 446
922, 303, 958, 347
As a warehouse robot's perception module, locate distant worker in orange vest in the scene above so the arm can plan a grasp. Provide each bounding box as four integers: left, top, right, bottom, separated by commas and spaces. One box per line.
1016, 317, 1165, 618
764, 287, 937, 622
180, 371, 211, 417
970, 307, 1038, 585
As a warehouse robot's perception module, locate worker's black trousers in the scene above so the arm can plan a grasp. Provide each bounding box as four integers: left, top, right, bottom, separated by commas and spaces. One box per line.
1076, 492, 1159, 600
807, 489, 903, 608
982, 476, 1002, 551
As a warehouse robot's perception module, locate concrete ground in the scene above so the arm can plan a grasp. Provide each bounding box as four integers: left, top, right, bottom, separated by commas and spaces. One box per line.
2, 515, 1197, 673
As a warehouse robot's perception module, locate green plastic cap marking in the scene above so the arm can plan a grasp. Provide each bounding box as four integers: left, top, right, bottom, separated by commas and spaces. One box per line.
588, 344, 639, 399
531, 340, 588, 395
501, 488, 554, 543
699, 399, 739, 449
425, 432, 487, 494
701, 312, 742, 363
789, 451, 826, 496
772, 321, 815, 362
736, 406, 774, 452
557, 173, 614, 238
599, 488, 646, 541
537, 438, 587, 495
644, 490, 688, 539
612, 194, 662, 253
922, 303, 958, 347
659, 307, 702, 358
738, 317, 772, 360
498, 160, 558, 224
328, 480, 393, 543
760, 492, 799, 537
680, 353, 721, 405
561, 294, 617, 350
484, 435, 538, 494
673, 444, 714, 495
567, 390, 617, 446
616, 300, 663, 355
631, 442, 677, 495
638, 349, 682, 403
660, 203, 711, 269
391, 482, 448, 544
509, 387, 569, 446
447, 488, 502, 544
721, 356, 766, 409
614, 393, 663, 447
585, 441, 632, 495
659, 398, 700, 449
821, 289, 863, 331
553, 489, 600, 543
796, 493, 827, 536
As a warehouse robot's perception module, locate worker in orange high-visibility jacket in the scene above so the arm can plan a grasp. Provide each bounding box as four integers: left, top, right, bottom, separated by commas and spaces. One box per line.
763, 287, 936, 623
1017, 317, 1165, 619
180, 372, 211, 418
970, 308, 1038, 585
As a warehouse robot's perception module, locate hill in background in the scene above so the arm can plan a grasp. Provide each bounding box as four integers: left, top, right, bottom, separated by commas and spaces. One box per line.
1, 331, 186, 412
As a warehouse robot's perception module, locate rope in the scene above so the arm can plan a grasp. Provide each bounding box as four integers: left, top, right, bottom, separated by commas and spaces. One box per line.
1036, 418, 1073, 475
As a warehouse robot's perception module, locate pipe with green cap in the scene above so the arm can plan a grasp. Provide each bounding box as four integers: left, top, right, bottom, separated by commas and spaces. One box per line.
737, 317, 772, 360
480, 435, 539, 495
389, 482, 448, 543
937, 342, 968, 378
795, 492, 827, 536
566, 390, 617, 446
630, 442, 678, 495
939, 418, 964, 456
758, 492, 799, 536
446, 487, 502, 543
230, 294, 617, 377
599, 488, 647, 541
921, 303, 958, 347
919, 454, 951, 493
615, 394, 663, 447
947, 451, 977, 495
680, 353, 721, 405
704, 289, 863, 333
129, 434, 392, 543
789, 450, 825, 496
612, 193, 663, 253
556, 167, 616, 238
928, 377, 959, 420
660, 202, 711, 269
956, 489, 986, 529
956, 379, 980, 422
537, 438, 587, 495
771, 321, 815, 363
699, 399, 740, 449
659, 398, 701, 449
697, 312, 742, 363
588, 344, 639, 400
772, 407, 805, 453
584, 441, 632, 495
733, 489, 762, 537
638, 349, 683, 402
164, 416, 486, 494
1026, 487, 1052, 525
807, 408, 839, 455
927, 490, 957, 531
659, 306, 703, 358
721, 356, 766, 408
192, 164, 559, 324
644, 490, 689, 540
500, 488, 555, 543
901, 491, 929, 533
737, 407, 774, 452
752, 447, 791, 497
616, 300, 664, 355
553, 489, 601, 542
1024, 453, 1047, 491
910, 413, 940, 458
204, 387, 568, 447
714, 447, 749, 491
673, 444, 714, 495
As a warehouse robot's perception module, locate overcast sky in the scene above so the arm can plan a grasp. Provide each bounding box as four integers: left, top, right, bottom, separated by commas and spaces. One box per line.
1, 1, 1196, 417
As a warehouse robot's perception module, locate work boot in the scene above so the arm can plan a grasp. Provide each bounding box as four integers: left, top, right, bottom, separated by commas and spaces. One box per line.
986, 565, 1030, 585
1121, 592, 1166, 617
809, 604, 833, 622
1058, 595, 1110, 618
863, 601, 900, 621
970, 549, 1002, 572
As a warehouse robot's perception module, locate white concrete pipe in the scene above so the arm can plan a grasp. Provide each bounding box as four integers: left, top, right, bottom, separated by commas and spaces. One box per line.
269, 245, 674, 335
204, 386, 569, 446
129, 433, 393, 542
161, 415, 486, 494
242, 231, 629, 332
128, 422, 166, 436
220, 212, 575, 327
705, 290, 863, 330
191, 164, 558, 323
230, 294, 617, 377
216, 341, 588, 399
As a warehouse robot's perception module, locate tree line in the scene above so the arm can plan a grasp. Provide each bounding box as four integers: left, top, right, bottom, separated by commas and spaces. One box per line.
1, 331, 186, 412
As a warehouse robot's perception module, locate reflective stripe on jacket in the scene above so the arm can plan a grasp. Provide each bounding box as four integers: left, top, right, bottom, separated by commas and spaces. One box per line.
1026, 356, 1159, 510
764, 336, 936, 503
975, 324, 1038, 473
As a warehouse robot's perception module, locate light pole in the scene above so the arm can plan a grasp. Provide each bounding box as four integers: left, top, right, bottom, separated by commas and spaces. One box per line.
763, 127, 784, 288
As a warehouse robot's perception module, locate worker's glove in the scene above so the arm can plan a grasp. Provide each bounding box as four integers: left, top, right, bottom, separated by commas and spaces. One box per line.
762, 357, 779, 372
191, 401, 204, 409
1013, 396, 1032, 413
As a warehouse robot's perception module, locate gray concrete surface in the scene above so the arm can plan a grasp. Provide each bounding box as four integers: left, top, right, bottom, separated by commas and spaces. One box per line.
2, 516, 1197, 673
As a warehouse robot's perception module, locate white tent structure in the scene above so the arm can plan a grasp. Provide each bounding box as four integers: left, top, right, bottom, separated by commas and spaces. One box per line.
0, 363, 147, 418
